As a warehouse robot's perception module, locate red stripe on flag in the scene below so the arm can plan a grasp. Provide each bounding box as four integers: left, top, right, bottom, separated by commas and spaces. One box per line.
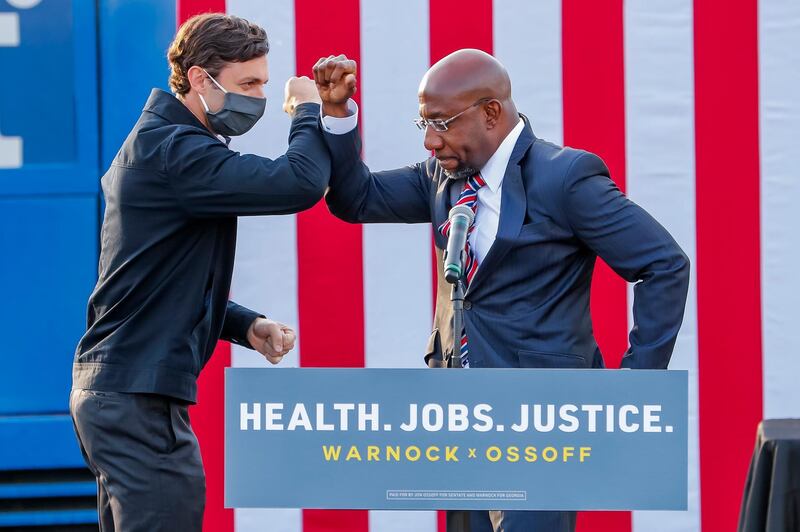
428, 0, 494, 324
176, 0, 234, 528
191, 341, 232, 532
429, 0, 493, 57
428, 1, 492, 530
438, 510, 447, 532
693, 1, 763, 530
294, 1, 368, 531
562, 1, 631, 531
178, 0, 225, 22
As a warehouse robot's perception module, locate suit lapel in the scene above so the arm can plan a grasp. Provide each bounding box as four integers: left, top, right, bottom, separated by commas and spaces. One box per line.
467, 120, 536, 294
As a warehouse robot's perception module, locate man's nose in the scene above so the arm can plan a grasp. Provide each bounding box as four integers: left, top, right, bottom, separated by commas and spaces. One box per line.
423, 127, 444, 152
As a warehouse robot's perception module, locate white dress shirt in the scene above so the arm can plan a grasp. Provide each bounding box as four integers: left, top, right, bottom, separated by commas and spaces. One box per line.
321, 103, 525, 263
467, 118, 524, 263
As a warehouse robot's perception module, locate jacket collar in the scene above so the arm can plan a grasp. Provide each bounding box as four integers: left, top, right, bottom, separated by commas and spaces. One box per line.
480, 117, 526, 193
143, 88, 209, 130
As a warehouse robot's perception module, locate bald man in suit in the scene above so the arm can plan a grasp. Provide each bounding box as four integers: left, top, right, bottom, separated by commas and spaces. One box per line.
312, 49, 689, 531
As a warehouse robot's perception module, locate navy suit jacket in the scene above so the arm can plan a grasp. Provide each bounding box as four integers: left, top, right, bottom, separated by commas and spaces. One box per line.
323, 117, 689, 370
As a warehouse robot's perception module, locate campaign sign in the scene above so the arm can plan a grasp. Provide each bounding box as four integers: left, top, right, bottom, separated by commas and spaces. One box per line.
225, 368, 687, 510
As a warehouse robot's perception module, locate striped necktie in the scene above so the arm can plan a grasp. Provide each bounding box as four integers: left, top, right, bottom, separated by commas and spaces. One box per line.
438, 173, 486, 367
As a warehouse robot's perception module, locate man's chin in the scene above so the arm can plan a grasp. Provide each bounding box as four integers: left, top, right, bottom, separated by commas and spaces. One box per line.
443, 165, 480, 180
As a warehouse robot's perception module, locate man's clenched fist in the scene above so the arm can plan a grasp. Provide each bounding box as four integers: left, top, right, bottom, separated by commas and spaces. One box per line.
284, 76, 321, 116
246, 317, 297, 364
312, 54, 357, 118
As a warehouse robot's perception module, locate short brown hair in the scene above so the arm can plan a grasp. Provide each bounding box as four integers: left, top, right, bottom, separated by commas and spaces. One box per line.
167, 13, 269, 96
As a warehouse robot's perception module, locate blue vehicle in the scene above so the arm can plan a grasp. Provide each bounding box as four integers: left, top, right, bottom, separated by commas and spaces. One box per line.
0, 1, 175, 527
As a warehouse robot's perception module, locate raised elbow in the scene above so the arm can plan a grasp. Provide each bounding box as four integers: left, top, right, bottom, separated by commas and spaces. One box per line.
675, 248, 691, 283
304, 178, 328, 206
286, 164, 329, 211
324, 191, 361, 223
665, 247, 691, 303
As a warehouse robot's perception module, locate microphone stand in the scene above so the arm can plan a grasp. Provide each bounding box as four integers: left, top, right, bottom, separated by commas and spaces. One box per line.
445, 252, 470, 532
448, 251, 466, 368
443, 204, 474, 369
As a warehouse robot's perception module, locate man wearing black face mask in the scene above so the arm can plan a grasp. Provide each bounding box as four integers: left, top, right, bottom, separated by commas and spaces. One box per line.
197, 67, 267, 139
69, 13, 329, 531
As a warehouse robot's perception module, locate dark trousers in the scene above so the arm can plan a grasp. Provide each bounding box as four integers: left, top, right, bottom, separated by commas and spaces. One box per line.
70, 389, 205, 531
448, 510, 577, 532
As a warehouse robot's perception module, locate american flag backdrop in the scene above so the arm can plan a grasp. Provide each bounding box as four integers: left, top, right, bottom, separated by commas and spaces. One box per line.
178, 1, 800, 531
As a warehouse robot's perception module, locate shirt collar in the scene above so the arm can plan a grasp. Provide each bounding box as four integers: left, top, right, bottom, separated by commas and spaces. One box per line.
479, 117, 525, 193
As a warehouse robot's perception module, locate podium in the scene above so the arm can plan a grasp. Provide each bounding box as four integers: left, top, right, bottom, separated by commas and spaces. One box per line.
224, 368, 688, 511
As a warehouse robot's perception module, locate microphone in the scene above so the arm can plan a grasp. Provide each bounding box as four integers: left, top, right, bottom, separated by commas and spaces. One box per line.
443, 204, 476, 284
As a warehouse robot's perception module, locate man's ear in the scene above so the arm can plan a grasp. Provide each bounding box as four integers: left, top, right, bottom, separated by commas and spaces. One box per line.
484, 99, 502, 129
187, 65, 207, 94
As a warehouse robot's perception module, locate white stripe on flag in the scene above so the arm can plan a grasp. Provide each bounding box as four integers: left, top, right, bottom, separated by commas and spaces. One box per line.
361, 0, 437, 530
231, 214, 299, 371
370, 511, 437, 532
228, 0, 303, 530
228, 0, 301, 368
759, 0, 800, 419
493, 0, 563, 145
361, 0, 434, 372
624, 1, 700, 530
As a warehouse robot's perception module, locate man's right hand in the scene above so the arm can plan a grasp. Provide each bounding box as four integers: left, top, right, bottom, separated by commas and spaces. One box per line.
246, 317, 297, 365
283, 76, 322, 117
312, 54, 357, 118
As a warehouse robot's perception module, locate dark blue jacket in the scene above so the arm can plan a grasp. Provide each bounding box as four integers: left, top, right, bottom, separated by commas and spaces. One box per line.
73, 89, 329, 402
324, 117, 689, 370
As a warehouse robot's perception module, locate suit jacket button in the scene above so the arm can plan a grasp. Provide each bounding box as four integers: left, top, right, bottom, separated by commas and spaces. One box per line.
463, 300, 472, 310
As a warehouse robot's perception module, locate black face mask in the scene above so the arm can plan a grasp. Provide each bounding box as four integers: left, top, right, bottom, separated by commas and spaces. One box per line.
199, 69, 266, 137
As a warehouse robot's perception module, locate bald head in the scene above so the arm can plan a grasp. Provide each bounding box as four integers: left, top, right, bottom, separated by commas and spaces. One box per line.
417, 49, 521, 180
420, 49, 512, 105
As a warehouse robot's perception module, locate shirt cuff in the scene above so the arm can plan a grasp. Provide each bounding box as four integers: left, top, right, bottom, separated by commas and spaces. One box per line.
320, 99, 359, 135
222, 301, 264, 350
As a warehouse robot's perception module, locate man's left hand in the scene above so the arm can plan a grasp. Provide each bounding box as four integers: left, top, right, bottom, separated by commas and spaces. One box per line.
246, 318, 297, 364
283, 76, 322, 116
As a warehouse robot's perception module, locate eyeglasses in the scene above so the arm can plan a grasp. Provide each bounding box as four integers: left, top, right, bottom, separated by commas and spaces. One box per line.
413, 98, 490, 132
